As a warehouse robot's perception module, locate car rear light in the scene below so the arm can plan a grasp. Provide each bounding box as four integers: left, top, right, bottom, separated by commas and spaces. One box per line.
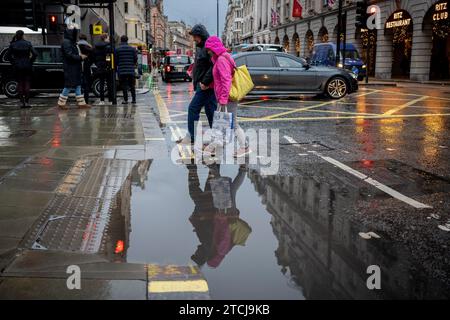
166, 66, 171, 72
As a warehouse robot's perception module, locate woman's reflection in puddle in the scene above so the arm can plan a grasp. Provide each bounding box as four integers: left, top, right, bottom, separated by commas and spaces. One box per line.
187, 164, 252, 268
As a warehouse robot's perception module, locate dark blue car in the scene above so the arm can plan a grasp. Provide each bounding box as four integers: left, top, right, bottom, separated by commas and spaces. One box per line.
310, 43, 367, 81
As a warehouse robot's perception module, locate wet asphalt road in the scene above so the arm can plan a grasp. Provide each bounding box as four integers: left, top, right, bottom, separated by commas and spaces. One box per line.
0, 77, 449, 300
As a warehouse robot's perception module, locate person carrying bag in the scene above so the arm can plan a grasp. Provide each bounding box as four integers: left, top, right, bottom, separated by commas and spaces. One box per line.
204, 36, 253, 158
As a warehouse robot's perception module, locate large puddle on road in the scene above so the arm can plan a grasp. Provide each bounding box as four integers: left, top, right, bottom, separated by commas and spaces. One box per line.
119, 160, 449, 300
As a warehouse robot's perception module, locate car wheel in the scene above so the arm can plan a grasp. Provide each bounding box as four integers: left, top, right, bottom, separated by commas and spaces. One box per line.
3, 79, 19, 98
326, 77, 348, 99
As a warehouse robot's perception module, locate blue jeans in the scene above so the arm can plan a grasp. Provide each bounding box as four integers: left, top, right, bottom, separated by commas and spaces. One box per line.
188, 87, 217, 142
61, 86, 82, 97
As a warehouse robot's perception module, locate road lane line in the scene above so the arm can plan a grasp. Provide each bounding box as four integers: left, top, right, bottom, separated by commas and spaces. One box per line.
383, 96, 429, 115
283, 136, 433, 209
263, 90, 381, 120
148, 280, 209, 293
154, 89, 172, 124
240, 112, 450, 122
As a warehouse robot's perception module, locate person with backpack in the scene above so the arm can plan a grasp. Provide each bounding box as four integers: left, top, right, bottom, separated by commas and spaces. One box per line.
115, 35, 138, 104
204, 36, 251, 158
7, 30, 38, 108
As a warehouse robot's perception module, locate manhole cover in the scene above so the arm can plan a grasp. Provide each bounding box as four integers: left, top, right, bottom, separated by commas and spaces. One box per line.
9, 130, 37, 138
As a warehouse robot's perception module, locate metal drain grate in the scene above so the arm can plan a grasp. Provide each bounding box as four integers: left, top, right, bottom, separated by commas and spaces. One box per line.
103, 113, 134, 119
9, 130, 37, 138
24, 157, 138, 254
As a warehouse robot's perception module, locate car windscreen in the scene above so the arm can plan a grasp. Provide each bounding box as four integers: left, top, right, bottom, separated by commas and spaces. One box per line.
168, 56, 190, 64
344, 50, 360, 60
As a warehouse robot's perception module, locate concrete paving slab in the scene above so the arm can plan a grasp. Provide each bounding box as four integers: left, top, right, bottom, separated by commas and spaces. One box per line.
0, 278, 146, 300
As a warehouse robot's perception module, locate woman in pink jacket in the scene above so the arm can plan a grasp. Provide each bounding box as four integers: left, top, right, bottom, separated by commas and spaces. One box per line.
204, 36, 251, 158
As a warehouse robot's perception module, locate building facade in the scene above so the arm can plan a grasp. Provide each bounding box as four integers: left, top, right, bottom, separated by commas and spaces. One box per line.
230, 0, 450, 81
224, 0, 244, 47
168, 20, 193, 55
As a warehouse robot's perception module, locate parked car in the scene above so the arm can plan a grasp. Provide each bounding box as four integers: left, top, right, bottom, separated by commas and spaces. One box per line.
161, 55, 192, 83
310, 42, 367, 81
233, 51, 358, 99
233, 43, 284, 54
0, 45, 117, 98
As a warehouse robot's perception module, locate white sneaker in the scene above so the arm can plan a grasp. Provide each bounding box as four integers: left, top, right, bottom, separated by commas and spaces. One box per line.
234, 147, 252, 158
176, 135, 192, 145
98, 101, 105, 106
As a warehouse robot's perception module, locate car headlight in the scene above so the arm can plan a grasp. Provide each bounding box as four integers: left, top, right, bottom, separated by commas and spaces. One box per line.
337, 63, 343, 68
362, 65, 367, 69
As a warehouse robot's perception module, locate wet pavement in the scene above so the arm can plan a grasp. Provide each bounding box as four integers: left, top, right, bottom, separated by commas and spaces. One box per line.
0, 77, 449, 300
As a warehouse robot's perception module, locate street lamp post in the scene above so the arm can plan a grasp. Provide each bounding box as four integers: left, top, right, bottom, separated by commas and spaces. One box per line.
217, 0, 219, 36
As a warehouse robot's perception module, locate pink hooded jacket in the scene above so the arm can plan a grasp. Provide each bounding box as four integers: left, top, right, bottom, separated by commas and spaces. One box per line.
205, 36, 236, 105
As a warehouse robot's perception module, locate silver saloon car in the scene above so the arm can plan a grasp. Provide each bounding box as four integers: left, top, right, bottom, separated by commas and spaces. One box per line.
233, 52, 359, 99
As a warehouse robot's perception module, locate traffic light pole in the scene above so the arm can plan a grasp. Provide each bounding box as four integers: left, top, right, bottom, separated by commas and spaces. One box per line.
108, 1, 117, 105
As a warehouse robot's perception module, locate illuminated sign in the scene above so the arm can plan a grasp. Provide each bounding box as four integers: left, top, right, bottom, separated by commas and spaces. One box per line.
386, 11, 412, 29
433, 2, 449, 21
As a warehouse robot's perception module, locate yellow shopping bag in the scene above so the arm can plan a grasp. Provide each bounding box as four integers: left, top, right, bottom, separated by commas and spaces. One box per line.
229, 65, 254, 102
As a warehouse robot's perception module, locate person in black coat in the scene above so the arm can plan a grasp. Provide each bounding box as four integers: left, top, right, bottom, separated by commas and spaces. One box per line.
7, 30, 38, 108
177, 24, 216, 145
57, 25, 90, 109
93, 33, 112, 104
78, 34, 94, 104
115, 35, 138, 104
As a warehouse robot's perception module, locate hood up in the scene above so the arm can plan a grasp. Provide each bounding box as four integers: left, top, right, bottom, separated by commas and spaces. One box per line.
205, 36, 227, 57
64, 28, 78, 43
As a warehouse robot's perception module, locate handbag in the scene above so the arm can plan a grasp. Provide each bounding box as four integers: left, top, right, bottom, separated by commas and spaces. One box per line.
210, 177, 233, 210
211, 104, 234, 146
222, 54, 255, 102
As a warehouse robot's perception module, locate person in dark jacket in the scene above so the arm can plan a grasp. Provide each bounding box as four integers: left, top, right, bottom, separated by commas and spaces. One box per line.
115, 35, 138, 104
93, 33, 112, 104
7, 30, 38, 108
78, 34, 94, 104
177, 24, 216, 145
57, 25, 91, 110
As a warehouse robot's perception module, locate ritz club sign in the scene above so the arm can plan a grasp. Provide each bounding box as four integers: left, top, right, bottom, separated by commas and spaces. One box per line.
433, 2, 449, 22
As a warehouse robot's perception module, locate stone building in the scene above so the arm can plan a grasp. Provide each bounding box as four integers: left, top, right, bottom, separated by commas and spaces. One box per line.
168, 20, 193, 55
248, 0, 450, 81
223, 0, 244, 47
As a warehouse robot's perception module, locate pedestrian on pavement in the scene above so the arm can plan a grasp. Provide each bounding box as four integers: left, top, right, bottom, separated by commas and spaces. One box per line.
177, 24, 216, 145
78, 34, 94, 104
7, 30, 38, 108
57, 25, 91, 110
93, 33, 112, 105
115, 35, 138, 105
204, 36, 251, 158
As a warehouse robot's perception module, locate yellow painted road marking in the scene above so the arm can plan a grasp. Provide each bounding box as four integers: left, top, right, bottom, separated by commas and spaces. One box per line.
239, 112, 450, 122
308, 109, 380, 116
154, 89, 172, 124
148, 280, 209, 293
383, 96, 429, 115
239, 99, 267, 105
262, 90, 381, 120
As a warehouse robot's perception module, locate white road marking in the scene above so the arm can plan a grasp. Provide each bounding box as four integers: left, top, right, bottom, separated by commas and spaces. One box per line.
284, 136, 432, 209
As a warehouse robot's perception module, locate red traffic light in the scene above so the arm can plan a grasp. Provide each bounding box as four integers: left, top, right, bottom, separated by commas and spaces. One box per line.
50, 15, 57, 23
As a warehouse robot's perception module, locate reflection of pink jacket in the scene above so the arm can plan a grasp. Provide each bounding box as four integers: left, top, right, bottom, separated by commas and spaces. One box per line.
205, 36, 236, 105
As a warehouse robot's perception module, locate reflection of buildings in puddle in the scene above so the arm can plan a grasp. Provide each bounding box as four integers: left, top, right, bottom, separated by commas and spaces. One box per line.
187, 165, 252, 269
248, 169, 449, 299
103, 160, 152, 262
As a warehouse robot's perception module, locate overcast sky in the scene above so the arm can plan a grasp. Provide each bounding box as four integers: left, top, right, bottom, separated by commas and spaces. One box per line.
164, 0, 228, 37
